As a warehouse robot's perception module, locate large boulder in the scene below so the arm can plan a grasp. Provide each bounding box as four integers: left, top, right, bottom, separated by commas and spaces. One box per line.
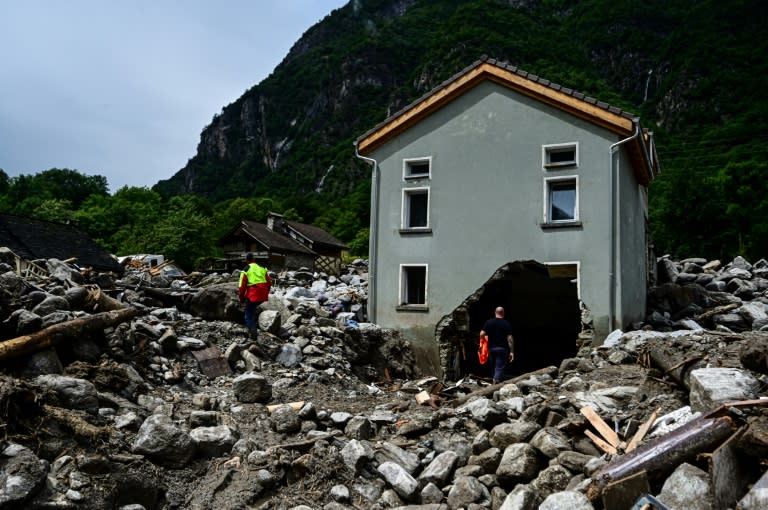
189, 282, 242, 321
132, 414, 194, 467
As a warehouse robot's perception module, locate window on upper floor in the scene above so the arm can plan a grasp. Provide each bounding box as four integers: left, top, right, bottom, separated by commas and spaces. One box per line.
399, 264, 427, 307
544, 176, 579, 224
543, 142, 578, 169
402, 187, 429, 230
403, 157, 431, 180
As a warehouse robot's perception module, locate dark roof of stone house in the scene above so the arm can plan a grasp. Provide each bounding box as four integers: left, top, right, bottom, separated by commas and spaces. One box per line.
284, 220, 348, 250
239, 220, 316, 255
0, 213, 122, 272
357, 57, 659, 184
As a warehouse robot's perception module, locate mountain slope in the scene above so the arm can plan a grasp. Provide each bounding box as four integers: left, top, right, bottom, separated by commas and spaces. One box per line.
154, 0, 768, 260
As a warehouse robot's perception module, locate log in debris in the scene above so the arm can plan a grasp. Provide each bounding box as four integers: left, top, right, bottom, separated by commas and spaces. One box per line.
0, 307, 139, 361
586, 408, 739, 501
647, 342, 708, 389
448, 366, 558, 407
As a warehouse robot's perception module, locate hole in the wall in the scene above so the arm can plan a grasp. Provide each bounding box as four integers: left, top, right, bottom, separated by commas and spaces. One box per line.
437, 260, 586, 381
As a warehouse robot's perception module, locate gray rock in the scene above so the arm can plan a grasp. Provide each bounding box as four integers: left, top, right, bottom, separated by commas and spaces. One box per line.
233, 372, 272, 404
189, 410, 219, 428
271, 404, 301, 433
467, 447, 502, 474
420, 481, 444, 504
345, 416, 374, 440
539, 491, 594, 510
276, 343, 303, 367
531, 465, 572, 499
472, 429, 491, 454
329, 484, 350, 502
0, 444, 47, 507
555, 451, 594, 473
258, 310, 281, 334
341, 439, 374, 474
329, 411, 353, 428
499, 484, 539, 510
458, 398, 506, 426
689, 368, 759, 412
377, 461, 419, 501
530, 428, 571, 458
46, 258, 84, 284
418, 450, 459, 487
446, 475, 490, 509
132, 414, 193, 467
34, 374, 98, 414
21, 348, 63, 377
496, 443, 541, 486
489, 421, 540, 449
657, 462, 714, 510
9, 309, 42, 334
31, 294, 70, 317
375, 442, 421, 475
190, 425, 239, 457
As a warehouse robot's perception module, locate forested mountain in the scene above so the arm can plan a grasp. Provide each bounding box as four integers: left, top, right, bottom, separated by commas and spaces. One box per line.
153, 0, 768, 262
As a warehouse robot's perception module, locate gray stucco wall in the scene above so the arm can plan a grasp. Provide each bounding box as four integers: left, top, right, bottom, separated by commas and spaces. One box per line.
366, 81, 647, 374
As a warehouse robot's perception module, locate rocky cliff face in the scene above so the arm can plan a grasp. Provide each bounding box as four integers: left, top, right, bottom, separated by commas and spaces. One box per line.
153, 0, 764, 211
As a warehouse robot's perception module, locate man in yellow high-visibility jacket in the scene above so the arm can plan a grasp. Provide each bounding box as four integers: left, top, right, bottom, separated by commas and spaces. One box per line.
238, 253, 272, 330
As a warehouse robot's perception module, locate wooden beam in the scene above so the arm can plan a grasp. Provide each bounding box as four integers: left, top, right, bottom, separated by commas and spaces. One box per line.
0, 307, 139, 361
581, 406, 622, 448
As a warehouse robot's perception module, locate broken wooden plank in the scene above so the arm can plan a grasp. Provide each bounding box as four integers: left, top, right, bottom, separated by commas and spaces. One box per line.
585, 429, 617, 455
267, 401, 305, 413
601, 470, 651, 510
586, 411, 738, 501
191, 345, 231, 378
415, 390, 432, 405
0, 307, 139, 361
626, 408, 660, 453
581, 405, 622, 448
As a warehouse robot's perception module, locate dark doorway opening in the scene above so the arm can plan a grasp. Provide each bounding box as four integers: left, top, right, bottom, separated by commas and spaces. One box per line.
437, 260, 583, 380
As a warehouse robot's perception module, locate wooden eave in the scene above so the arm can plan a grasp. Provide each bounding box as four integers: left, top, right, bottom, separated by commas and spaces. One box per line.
357, 61, 635, 155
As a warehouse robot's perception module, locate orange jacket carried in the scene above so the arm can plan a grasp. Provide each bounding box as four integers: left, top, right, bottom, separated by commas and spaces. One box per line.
478, 334, 489, 365
238, 262, 272, 303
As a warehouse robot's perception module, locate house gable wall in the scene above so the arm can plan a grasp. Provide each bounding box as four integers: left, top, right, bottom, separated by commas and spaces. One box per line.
369, 80, 646, 372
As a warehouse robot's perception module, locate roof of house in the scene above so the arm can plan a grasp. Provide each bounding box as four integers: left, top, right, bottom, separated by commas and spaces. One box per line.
357, 57, 659, 184
285, 220, 348, 250
0, 213, 122, 272
239, 220, 316, 255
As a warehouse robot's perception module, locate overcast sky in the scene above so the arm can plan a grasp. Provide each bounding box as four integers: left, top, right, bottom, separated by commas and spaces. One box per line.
0, 1, 348, 192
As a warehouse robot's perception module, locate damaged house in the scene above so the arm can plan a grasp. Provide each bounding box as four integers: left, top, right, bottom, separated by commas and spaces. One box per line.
0, 213, 122, 275
355, 58, 660, 376
219, 212, 348, 275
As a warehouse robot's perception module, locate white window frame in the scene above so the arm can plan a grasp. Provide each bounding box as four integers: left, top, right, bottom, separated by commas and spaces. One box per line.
403, 156, 432, 180
401, 186, 430, 229
398, 264, 428, 307
542, 142, 579, 169
543, 176, 579, 223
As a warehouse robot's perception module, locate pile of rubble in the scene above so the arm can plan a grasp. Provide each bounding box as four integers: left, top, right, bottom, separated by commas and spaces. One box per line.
0, 255, 766, 509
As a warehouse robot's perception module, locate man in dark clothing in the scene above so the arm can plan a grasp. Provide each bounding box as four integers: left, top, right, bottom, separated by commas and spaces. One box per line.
479, 306, 515, 384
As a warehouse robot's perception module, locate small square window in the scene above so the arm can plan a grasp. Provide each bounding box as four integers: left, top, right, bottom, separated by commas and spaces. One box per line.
400, 265, 427, 305
545, 178, 578, 222
544, 143, 578, 168
404, 157, 431, 179
402, 188, 429, 229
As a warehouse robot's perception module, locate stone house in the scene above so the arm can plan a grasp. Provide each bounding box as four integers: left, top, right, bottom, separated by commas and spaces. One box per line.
355, 58, 660, 376
219, 212, 348, 274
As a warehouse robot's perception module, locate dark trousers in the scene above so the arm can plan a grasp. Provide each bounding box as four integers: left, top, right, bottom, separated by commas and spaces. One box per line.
489, 347, 509, 382
244, 300, 262, 329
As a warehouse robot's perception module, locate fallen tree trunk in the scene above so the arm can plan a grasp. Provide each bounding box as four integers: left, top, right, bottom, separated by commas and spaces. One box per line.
448, 366, 558, 407
647, 341, 708, 389
586, 409, 739, 501
0, 307, 139, 361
